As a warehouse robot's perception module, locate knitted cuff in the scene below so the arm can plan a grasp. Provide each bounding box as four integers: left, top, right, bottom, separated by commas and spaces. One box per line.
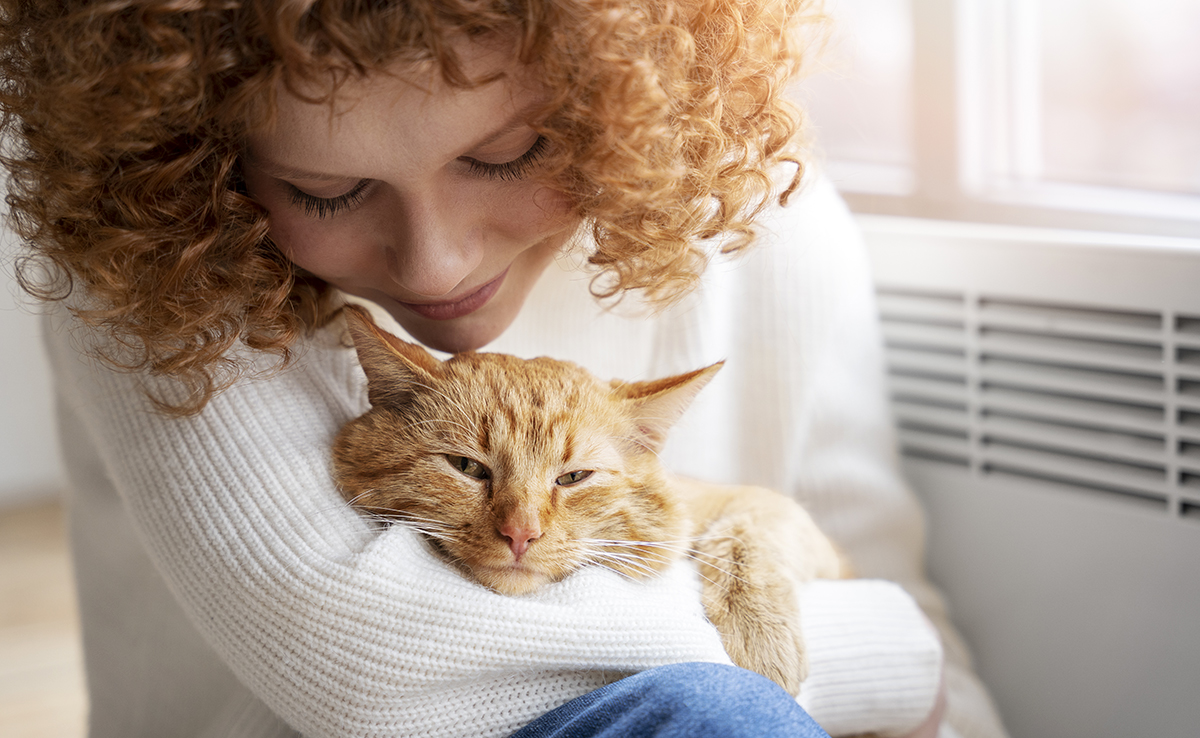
796, 579, 944, 737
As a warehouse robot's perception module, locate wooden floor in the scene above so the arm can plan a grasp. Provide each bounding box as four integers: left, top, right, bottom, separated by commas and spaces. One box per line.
0, 501, 86, 737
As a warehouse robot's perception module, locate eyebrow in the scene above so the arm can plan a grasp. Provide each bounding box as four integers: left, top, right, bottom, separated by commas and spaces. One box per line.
250, 99, 543, 182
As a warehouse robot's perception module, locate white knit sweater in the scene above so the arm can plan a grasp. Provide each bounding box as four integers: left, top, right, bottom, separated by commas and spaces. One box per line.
46, 176, 1007, 738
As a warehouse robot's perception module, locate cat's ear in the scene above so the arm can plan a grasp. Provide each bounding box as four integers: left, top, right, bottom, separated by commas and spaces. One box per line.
616, 362, 724, 452
342, 305, 442, 407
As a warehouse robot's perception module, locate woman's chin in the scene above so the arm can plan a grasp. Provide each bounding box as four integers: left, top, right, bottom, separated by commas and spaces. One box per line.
395, 312, 510, 354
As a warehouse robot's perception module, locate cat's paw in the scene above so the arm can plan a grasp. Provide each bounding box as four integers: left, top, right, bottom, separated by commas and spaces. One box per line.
694, 514, 809, 695
720, 610, 808, 695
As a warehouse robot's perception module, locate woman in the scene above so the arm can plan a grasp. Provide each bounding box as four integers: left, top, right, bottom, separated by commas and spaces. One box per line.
2, 1, 1006, 736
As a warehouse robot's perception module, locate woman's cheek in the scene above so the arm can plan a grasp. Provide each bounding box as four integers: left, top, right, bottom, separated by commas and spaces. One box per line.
503, 185, 574, 237
272, 215, 375, 283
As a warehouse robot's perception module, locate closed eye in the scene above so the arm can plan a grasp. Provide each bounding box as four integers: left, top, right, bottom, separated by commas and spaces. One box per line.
460, 135, 550, 182
555, 470, 593, 486
286, 178, 372, 219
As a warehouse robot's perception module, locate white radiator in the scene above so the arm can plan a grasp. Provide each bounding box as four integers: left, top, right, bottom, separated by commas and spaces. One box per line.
862, 215, 1200, 738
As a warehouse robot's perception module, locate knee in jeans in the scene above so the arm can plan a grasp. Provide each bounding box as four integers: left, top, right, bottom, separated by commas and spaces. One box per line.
639, 662, 804, 727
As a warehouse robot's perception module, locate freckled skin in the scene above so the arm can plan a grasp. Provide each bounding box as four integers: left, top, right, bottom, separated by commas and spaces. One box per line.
331, 305, 853, 695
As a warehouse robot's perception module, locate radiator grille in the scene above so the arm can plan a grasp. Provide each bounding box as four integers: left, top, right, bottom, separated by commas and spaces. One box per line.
879, 287, 1200, 519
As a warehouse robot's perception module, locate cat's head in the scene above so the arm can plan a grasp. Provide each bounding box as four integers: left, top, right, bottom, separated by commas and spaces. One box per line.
332, 305, 720, 596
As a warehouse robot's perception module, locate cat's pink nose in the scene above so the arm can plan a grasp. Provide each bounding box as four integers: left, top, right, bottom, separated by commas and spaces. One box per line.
500, 522, 541, 561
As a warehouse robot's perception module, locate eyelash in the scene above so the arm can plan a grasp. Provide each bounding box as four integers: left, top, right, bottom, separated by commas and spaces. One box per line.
287, 179, 371, 220
463, 135, 550, 182
284, 136, 550, 219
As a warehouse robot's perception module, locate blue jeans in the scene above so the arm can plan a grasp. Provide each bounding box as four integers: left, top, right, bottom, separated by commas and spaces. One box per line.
510, 662, 829, 737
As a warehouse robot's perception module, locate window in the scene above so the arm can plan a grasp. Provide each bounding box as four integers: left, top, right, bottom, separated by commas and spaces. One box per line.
799, 0, 915, 194
797, 0, 1200, 239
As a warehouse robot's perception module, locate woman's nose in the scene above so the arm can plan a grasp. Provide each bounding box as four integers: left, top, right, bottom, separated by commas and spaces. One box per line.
382, 193, 483, 298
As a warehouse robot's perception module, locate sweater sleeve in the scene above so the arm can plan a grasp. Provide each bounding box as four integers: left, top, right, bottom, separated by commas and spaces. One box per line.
758, 179, 1010, 738
45, 310, 731, 738
656, 175, 1010, 738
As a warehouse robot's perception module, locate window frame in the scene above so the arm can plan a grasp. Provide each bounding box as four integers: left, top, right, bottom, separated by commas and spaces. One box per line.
822, 0, 1200, 241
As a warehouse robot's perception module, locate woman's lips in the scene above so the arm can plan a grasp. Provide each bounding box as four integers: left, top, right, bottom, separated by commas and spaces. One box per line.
397, 269, 508, 321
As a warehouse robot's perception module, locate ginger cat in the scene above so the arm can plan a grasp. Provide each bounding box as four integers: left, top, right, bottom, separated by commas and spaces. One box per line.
332, 305, 851, 694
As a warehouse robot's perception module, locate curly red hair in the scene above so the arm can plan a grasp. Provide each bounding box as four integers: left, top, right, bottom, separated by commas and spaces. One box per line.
0, 0, 824, 414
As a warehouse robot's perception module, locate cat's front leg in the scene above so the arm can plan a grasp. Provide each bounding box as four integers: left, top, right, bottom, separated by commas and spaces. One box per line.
693, 511, 808, 695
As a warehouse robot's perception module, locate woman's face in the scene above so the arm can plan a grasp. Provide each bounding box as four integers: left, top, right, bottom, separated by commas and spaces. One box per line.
242, 44, 578, 354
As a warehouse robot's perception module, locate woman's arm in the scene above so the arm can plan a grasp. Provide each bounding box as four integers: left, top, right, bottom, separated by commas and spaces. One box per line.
771, 179, 1008, 738
657, 174, 1010, 738
46, 308, 730, 738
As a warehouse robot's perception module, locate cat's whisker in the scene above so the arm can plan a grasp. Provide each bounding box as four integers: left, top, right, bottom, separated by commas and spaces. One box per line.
392, 520, 461, 539
579, 538, 741, 570
667, 561, 733, 593
578, 537, 690, 550
577, 542, 679, 577
582, 535, 734, 550
313, 487, 387, 517
585, 561, 640, 583
339, 489, 375, 507
579, 538, 734, 567
577, 542, 683, 570
582, 541, 732, 590
342, 507, 464, 543
581, 550, 662, 581
577, 537, 752, 587
389, 527, 462, 547
585, 542, 691, 559
379, 511, 457, 529
679, 547, 750, 571
409, 530, 459, 545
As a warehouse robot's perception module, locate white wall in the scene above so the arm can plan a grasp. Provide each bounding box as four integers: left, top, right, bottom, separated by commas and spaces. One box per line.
0, 225, 64, 508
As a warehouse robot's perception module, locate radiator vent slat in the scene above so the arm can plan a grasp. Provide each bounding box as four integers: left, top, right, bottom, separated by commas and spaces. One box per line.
981, 366, 1165, 409
981, 355, 1165, 396
888, 377, 970, 408
978, 298, 1162, 332
898, 428, 972, 459
883, 323, 968, 353
982, 464, 1170, 510
894, 403, 972, 433
1175, 314, 1200, 336
981, 385, 1165, 432
1177, 379, 1200, 398
979, 329, 1164, 368
878, 286, 1197, 520
890, 348, 968, 376
983, 439, 1168, 487
981, 414, 1166, 466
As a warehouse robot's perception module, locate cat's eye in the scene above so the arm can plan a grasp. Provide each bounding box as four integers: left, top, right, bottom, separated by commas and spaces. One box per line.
446, 455, 490, 480
555, 470, 593, 486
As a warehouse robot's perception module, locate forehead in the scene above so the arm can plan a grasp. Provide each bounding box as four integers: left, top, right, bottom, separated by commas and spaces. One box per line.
244, 41, 539, 179
447, 356, 600, 412
442, 357, 626, 459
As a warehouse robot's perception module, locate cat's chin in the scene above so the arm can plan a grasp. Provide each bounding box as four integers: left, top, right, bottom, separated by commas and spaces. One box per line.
472, 564, 555, 596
